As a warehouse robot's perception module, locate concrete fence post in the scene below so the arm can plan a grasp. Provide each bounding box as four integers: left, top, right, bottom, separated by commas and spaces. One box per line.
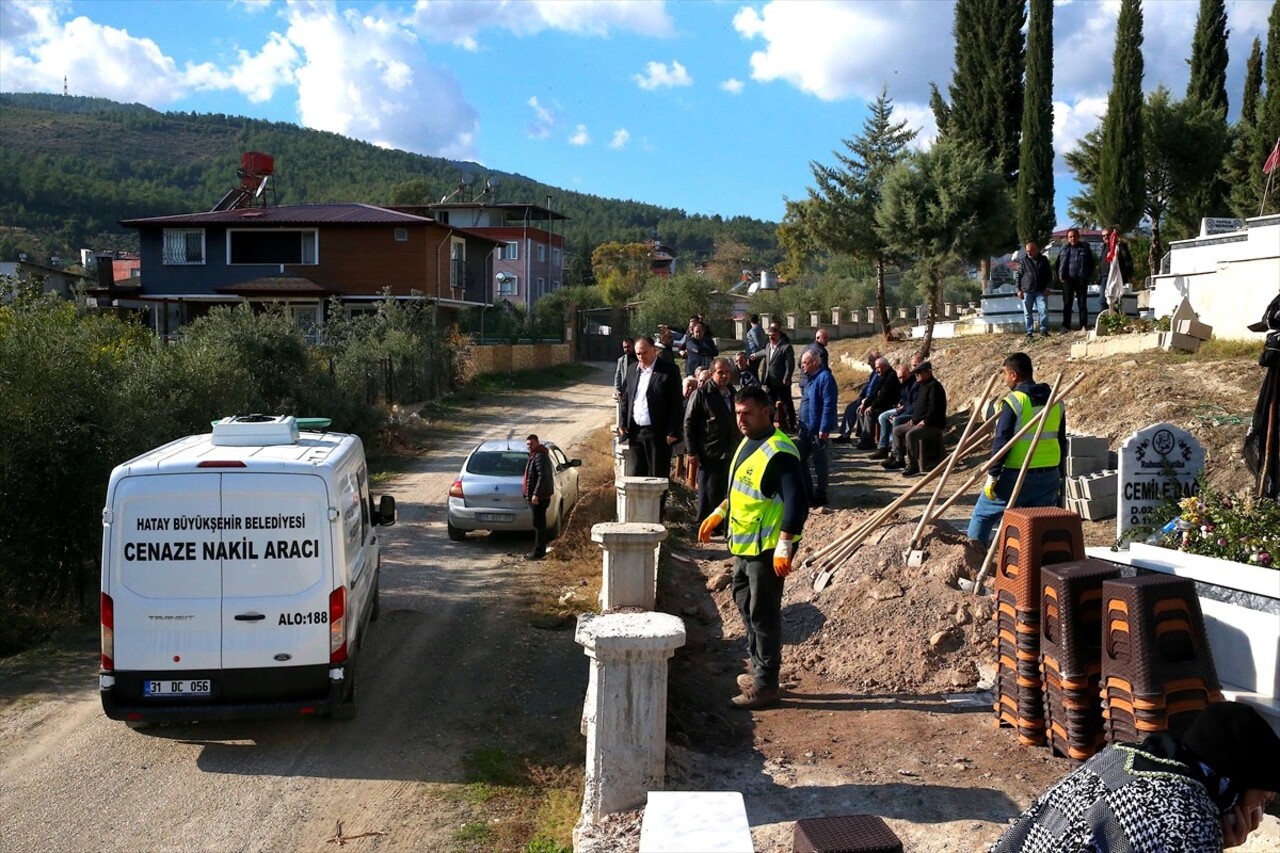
616, 476, 666, 524
592, 522, 667, 611
574, 612, 686, 835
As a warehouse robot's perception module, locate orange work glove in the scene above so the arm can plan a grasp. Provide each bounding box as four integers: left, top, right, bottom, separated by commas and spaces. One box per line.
697, 502, 728, 544
773, 538, 795, 578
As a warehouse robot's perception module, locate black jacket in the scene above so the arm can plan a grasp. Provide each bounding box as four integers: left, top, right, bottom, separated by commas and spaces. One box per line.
912, 377, 947, 428
869, 369, 901, 413
1017, 253, 1053, 294
523, 445, 554, 500
620, 357, 684, 440
1054, 244, 1095, 284
763, 334, 795, 387
683, 381, 738, 462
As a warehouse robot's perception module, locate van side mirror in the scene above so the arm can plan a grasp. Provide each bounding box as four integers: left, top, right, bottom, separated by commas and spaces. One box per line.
376, 495, 396, 526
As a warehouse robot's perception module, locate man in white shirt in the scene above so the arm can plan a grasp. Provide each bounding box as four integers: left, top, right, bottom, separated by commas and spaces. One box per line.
618, 335, 683, 483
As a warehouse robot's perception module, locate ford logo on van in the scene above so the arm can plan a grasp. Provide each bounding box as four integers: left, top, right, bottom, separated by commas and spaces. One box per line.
274, 653, 292, 662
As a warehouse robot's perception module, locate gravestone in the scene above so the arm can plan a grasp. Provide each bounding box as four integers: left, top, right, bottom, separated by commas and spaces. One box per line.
1116, 422, 1204, 546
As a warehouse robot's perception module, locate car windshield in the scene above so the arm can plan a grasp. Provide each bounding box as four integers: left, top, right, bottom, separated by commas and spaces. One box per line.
465, 451, 527, 477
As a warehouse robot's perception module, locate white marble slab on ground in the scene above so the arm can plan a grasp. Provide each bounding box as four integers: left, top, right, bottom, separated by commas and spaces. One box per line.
639, 791, 753, 853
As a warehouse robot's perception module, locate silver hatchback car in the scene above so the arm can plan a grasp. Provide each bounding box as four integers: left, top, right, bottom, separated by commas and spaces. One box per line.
446, 439, 582, 540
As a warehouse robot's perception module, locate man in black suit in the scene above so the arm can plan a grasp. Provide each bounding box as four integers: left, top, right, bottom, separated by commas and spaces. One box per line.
618, 334, 683, 482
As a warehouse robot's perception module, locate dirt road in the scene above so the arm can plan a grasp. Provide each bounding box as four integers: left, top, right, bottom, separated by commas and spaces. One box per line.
0, 369, 616, 852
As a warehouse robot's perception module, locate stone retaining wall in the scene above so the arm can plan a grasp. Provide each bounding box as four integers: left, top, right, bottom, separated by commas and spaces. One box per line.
468, 342, 572, 376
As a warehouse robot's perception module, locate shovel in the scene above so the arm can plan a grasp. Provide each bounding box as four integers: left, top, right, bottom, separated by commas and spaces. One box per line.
905, 372, 1001, 567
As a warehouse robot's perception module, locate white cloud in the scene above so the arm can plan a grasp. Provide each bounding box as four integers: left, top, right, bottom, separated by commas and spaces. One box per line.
609, 128, 630, 150
569, 124, 591, 145
720, 77, 744, 95
283, 4, 478, 159
892, 101, 938, 150
407, 0, 675, 49
732, 0, 952, 103
633, 60, 691, 91
1053, 96, 1107, 157
526, 95, 557, 139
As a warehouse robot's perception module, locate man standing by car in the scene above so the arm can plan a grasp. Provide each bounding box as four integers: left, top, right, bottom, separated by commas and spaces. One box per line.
698, 386, 808, 710
522, 434, 555, 561
619, 335, 683, 485
1017, 241, 1054, 339
1054, 228, 1095, 332
684, 357, 738, 530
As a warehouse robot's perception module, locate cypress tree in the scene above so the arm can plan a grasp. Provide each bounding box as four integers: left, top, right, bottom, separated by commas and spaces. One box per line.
1186, 0, 1231, 218
1097, 0, 1145, 232
1017, 0, 1055, 244
1226, 37, 1263, 218
1186, 0, 1230, 114
1257, 0, 1280, 202
943, 0, 1026, 180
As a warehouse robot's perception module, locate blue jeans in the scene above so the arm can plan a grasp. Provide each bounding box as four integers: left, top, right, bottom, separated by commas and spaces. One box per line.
1022, 290, 1049, 335
878, 409, 910, 449
966, 467, 1062, 546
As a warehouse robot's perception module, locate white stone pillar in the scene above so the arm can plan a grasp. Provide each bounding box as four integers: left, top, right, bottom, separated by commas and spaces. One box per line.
733, 316, 746, 341
574, 612, 687, 830
616, 476, 666, 524
592, 521, 666, 611
830, 306, 843, 326
809, 310, 822, 328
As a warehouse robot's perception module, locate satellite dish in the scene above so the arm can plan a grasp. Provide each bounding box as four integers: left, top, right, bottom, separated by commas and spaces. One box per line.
496, 272, 514, 283
461, 173, 475, 186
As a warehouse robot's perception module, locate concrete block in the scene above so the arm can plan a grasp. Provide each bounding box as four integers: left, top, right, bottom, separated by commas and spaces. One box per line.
1080, 470, 1118, 501
1066, 456, 1108, 478
1176, 317, 1213, 340
618, 476, 667, 525
639, 791, 753, 852
592, 522, 667, 611
1161, 331, 1203, 353
1065, 478, 1083, 500
1068, 435, 1109, 457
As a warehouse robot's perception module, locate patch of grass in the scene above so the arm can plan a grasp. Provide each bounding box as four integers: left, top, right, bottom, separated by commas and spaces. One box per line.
1192, 338, 1264, 360
454, 821, 493, 844
461, 782, 495, 804
463, 747, 527, 787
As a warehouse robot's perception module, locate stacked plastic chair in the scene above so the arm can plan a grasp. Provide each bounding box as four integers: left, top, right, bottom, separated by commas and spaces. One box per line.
1100, 574, 1223, 743
991, 507, 1086, 746
1039, 559, 1122, 762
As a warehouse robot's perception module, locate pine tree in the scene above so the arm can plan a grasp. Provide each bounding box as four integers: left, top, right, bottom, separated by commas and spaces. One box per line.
805, 90, 917, 341
1226, 37, 1263, 218
1097, 0, 1145, 232
1185, 0, 1231, 218
1017, 0, 1055, 244
1187, 0, 1229, 114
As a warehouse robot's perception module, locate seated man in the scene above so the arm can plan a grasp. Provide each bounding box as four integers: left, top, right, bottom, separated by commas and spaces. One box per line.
884, 361, 946, 476
856, 356, 900, 450
834, 349, 881, 442
871, 362, 916, 460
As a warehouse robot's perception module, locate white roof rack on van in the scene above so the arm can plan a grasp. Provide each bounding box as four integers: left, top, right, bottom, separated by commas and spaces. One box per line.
211, 414, 300, 447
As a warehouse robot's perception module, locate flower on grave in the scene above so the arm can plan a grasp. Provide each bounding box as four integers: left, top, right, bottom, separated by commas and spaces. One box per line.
1261, 552, 1273, 565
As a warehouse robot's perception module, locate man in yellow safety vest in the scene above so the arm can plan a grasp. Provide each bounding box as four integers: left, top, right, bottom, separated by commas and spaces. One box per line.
698, 385, 809, 709
966, 352, 1067, 546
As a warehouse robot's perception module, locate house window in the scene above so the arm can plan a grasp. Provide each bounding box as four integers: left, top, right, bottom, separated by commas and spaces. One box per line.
450, 238, 466, 289
496, 274, 517, 295
162, 229, 205, 265
501, 241, 519, 260
537, 276, 545, 295
228, 229, 318, 265
394, 228, 408, 242
551, 247, 561, 266
290, 304, 322, 343
536, 243, 546, 262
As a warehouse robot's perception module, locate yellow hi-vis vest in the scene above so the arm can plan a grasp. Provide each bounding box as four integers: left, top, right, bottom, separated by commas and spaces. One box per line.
727, 429, 802, 557
1003, 390, 1063, 469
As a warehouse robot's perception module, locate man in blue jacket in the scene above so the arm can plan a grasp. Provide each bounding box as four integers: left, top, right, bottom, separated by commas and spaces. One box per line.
797, 348, 838, 507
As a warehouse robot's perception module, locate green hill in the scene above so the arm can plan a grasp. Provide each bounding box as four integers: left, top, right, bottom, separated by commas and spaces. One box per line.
0, 92, 778, 271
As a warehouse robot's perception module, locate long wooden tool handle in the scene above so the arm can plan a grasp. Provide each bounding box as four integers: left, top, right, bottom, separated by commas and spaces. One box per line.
972, 371, 1068, 593
931, 372, 1085, 521
910, 371, 1001, 550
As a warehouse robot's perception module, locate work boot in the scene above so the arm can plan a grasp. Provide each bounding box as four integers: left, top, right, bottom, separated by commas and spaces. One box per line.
869, 448, 889, 460
881, 457, 904, 470
855, 438, 875, 451
731, 683, 781, 710
902, 466, 921, 478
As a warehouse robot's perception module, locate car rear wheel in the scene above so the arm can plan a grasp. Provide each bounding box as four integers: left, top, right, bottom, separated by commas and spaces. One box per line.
447, 520, 466, 541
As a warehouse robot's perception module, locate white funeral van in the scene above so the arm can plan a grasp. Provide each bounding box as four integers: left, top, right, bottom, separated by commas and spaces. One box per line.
99, 415, 395, 725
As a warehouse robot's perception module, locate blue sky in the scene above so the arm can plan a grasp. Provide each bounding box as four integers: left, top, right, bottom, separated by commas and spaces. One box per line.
0, 0, 1273, 226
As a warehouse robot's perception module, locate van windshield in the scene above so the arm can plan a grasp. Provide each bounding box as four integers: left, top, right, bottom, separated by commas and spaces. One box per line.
465, 451, 527, 477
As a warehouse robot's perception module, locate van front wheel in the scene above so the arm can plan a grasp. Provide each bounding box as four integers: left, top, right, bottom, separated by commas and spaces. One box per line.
332, 671, 358, 721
